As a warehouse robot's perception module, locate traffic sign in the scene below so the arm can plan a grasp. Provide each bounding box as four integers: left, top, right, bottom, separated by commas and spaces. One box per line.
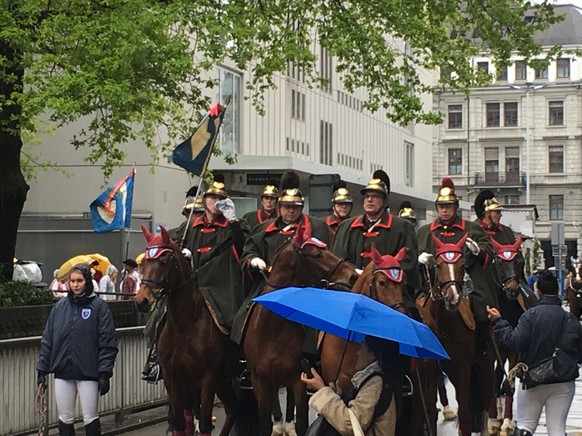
552, 244, 568, 257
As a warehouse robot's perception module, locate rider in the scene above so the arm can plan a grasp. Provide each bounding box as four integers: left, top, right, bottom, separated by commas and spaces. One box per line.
330, 170, 420, 304
324, 180, 353, 238
417, 178, 495, 355
141, 175, 249, 383
241, 182, 279, 231
474, 189, 537, 308
168, 187, 205, 245
398, 201, 416, 228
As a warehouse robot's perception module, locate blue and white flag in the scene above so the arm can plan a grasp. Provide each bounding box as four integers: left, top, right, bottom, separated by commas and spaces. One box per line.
171, 103, 227, 176
90, 169, 135, 233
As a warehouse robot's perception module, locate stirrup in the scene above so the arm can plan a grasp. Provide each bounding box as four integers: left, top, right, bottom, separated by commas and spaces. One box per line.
141, 364, 161, 384
237, 369, 253, 390
401, 374, 414, 397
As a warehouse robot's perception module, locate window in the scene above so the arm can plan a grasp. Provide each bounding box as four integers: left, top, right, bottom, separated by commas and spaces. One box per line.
486, 103, 500, 127
477, 61, 489, 74
291, 89, 306, 121
448, 148, 462, 175
485, 148, 499, 182
549, 101, 564, 126
504, 194, 520, 205
505, 147, 520, 182
515, 61, 527, 81
217, 68, 241, 154
320, 120, 333, 165
496, 67, 508, 81
405, 141, 414, 187
549, 195, 564, 220
557, 58, 570, 79
448, 104, 463, 129
549, 146, 564, 173
320, 46, 333, 93
504, 102, 518, 127
535, 67, 548, 79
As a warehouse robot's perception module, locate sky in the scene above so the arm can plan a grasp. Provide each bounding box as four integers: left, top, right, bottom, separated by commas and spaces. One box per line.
548, 0, 582, 5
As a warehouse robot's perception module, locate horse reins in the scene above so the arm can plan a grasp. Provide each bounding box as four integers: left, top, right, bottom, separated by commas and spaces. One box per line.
141, 248, 193, 300
368, 273, 406, 312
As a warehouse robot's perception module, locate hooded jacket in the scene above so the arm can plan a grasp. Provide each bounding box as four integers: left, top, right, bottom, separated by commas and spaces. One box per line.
36, 288, 118, 381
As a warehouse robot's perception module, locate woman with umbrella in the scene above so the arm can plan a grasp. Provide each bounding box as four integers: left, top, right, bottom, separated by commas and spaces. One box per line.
301, 335, 398, 436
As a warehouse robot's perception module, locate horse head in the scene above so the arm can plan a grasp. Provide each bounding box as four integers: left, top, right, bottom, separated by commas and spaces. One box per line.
135, 225, 191, 312
431, 233, 467, 311
568, 256, 582, 293
491, 236, 524, 299
356, 244, 408, 313
269, 222, 358, 291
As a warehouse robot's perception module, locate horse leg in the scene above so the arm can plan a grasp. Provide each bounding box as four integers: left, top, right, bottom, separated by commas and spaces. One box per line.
215, 379, 237, 436
198, 381, 216, 436
447, 365, 472, 436
284, 388, 297, 436
438, 373, 456, 422
271, 392, 284, 436
253, 375, 276, 436
293, 378, 308, 436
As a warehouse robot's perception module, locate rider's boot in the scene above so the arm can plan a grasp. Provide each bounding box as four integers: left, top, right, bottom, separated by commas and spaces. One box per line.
58, 420, 76, 436
141, 343, 161, 384
512, 428, 532, 436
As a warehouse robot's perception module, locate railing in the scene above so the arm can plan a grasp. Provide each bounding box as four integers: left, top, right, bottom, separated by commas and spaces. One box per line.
473, 171, 525, 186
0, 327, 166, 435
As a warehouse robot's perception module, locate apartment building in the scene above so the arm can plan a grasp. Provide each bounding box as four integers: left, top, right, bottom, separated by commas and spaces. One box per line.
433, 4, 582, 266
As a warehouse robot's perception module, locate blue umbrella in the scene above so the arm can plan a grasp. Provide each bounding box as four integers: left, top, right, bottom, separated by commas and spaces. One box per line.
253, 286, 449, 360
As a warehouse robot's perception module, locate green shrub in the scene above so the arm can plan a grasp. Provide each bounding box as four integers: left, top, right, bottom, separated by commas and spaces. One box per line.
0, 282, 56, 307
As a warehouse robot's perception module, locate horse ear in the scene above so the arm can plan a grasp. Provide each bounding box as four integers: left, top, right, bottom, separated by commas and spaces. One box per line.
292, 223, 305, 248
395, 247, 408, 263
370, 244, 383, 266
458, 233, 469, 250
512, 235, 523, 252
431, 234, 443, 251
160, 226, 171, 244
141, 225, 154, 243
490, 237, 503, 254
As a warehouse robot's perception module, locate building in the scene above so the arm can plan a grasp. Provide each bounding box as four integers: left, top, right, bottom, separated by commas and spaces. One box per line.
433, 4, 582, 267
18, 40, 438, 278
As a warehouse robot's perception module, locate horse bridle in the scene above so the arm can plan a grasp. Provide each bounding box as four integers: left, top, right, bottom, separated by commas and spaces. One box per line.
568, 262, 582, 298
430, 262, 464, 301
141, 245, 192, 300
492, 256, 521, 296
369, 271, 406, 312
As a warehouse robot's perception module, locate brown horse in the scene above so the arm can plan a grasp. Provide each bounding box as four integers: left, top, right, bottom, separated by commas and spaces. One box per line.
419, 234, 484, 436
487, 237, 527, 436
243, 225, 358, 436
320, 245, 438, 436
566, 256, 582, 321
135, 226, 239, 436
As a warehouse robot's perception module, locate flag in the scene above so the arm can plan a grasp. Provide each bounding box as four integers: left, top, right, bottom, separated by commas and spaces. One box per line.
90, 169, 136, 233
172, 103, 227, 176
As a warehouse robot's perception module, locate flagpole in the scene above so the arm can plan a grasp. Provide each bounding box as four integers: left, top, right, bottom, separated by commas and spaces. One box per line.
177, 96, 232, 249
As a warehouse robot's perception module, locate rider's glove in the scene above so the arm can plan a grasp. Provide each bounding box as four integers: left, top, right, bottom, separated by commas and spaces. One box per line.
465, 237, 480, 256
216, 199, 237, 222
250, 257, 267, 271
418, 252, 434, 266
98, 373, 111, 396
181, 248, 192, 259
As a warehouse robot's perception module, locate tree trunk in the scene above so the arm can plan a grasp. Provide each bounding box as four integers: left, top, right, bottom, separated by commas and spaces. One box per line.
0, 38, 29, 282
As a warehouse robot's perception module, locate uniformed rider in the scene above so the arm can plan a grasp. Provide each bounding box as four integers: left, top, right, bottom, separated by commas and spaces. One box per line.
417, 178, 495, 354
242, 183, 279, 231
325, 180, 353, 237
398, 201, 417, 228
330, 170, 420, 301
169, 187, 205, 245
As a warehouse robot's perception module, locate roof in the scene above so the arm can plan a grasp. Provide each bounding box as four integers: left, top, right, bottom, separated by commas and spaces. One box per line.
533, 5, 582, 45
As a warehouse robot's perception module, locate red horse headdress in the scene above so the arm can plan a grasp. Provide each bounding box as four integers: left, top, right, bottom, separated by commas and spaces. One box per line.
431, 233, 468, 263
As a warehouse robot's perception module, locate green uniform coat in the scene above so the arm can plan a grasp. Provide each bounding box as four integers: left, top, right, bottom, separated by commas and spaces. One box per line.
241, 208, 278, 233
417, 215, 495, 322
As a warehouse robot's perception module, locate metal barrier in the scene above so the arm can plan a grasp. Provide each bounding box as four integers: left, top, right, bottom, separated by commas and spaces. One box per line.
0, 327, 166, 435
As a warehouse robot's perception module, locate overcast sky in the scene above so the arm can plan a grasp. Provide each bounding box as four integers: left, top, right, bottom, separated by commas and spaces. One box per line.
547, 0, 582, 6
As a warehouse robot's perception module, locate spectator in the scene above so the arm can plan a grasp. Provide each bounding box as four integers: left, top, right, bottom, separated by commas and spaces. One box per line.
487, 270, 582, 436
301, 335, 397, 436
120, 258, 140, 300
526, 268, 538, 290
36, 264, 118, 436
50, 269, 68, 299
99, 265, 118, 301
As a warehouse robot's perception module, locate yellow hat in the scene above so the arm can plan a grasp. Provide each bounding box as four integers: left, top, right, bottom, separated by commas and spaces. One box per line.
398, 201, 416, 222
474, 189, 504, 218
360, 170, 390, 197
193, 196, 205, 212
278, 171, 304, 206
435, 178, 458, 205
261, 184, 279, 198
204, 174, 228, 199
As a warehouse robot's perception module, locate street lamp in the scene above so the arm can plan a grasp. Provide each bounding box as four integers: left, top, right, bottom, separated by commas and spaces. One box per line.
508, 81, 547, 205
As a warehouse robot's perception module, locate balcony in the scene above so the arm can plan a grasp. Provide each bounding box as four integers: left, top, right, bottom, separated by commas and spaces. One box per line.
473, 171, 525, 187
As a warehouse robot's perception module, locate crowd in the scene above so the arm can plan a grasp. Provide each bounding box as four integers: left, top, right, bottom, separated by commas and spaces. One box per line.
35, 168, 582, 436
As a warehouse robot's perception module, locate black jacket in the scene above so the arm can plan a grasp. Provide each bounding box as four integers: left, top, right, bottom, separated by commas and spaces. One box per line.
493, 295, 582, 374
36, 291, 118, 381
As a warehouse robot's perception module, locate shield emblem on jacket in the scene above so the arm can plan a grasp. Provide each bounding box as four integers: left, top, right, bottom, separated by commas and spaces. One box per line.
81, 308, 92, 320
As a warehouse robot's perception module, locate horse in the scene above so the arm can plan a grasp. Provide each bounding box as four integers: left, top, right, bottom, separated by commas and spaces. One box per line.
566, 256, 582, 321
243, 224, 359, 436
418, 234, 487, 436
320, 245, 438, 436
135, 226, 240, 436
486, 236, 528, 436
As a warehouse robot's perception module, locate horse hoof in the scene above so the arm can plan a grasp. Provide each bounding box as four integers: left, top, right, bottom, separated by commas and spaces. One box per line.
443, 405, 457, 421
499, 418, 515, 436
283, 421, 297, 436
271, 420, 284, 436
487, 417, 502, 435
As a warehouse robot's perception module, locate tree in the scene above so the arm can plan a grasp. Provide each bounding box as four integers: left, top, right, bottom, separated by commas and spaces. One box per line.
0, 0, 565, 280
